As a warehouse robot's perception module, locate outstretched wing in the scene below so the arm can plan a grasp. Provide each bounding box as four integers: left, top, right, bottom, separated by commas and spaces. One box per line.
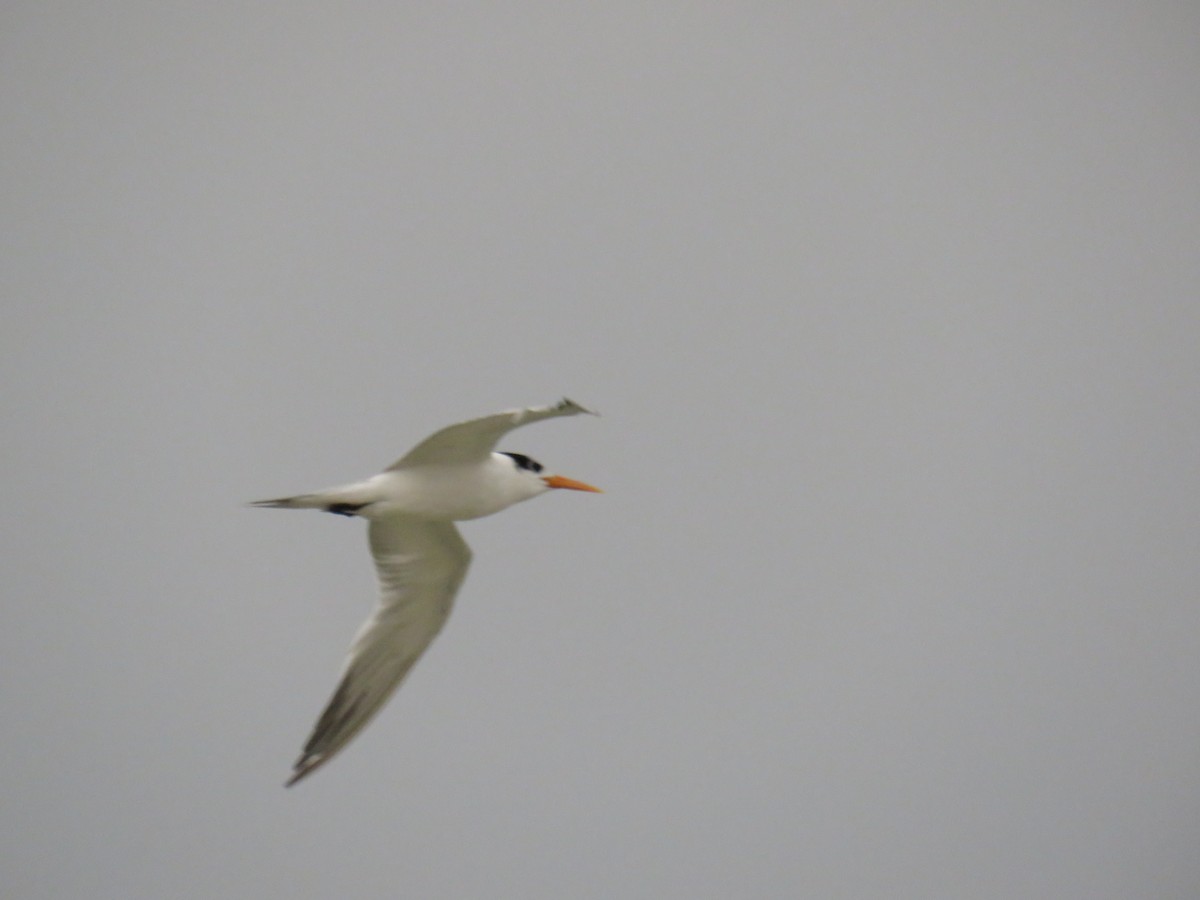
386, 398, 595, 470
286, 517, 471, 786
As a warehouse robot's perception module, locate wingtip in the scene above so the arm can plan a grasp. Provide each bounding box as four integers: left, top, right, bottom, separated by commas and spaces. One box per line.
284, 753, 327, 788
559, 397, 599, 417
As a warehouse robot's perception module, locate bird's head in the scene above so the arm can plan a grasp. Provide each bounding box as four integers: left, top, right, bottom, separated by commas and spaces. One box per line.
499, 452, 602, 497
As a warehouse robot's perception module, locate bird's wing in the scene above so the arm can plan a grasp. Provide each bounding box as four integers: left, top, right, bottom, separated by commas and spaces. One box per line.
386, 397, 595, 469
286, 517, 472, 786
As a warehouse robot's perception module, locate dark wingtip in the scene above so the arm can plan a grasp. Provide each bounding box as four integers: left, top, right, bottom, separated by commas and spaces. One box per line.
284, 753, 326, 788
559, 397, 599, 416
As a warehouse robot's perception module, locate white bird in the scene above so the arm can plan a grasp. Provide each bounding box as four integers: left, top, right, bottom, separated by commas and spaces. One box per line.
251, 398, 601, 786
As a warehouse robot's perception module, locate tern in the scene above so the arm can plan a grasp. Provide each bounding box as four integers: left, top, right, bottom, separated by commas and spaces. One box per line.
251, 398, 601, 786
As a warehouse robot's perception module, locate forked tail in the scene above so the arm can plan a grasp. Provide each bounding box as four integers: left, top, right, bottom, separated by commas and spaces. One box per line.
247, 494, 324, 510
249, 494, 370, 517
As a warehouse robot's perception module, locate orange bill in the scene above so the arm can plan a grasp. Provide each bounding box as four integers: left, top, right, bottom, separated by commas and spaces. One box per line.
542, 474, 603, 493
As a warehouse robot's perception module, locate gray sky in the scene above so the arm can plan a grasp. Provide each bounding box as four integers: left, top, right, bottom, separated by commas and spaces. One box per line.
4, 3, 1199, 898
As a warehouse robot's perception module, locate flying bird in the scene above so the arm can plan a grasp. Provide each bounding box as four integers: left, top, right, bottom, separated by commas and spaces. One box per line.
251, 398, 601, 786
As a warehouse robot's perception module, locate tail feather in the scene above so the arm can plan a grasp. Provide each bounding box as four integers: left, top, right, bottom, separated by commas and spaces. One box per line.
248, 494, 323, 510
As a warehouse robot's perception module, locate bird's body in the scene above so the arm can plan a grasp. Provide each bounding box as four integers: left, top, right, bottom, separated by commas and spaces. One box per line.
251, 398, 600, 786
259, 456, 542, 521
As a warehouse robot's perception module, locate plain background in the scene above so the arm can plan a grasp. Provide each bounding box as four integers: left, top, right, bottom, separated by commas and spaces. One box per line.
4, 3, 1198, 898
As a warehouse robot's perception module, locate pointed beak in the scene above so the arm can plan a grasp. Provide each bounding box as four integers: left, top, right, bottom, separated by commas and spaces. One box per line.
542, 474, 603, 493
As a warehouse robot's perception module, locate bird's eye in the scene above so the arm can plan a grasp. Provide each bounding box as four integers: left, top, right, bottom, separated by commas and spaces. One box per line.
501, 452, 543, 473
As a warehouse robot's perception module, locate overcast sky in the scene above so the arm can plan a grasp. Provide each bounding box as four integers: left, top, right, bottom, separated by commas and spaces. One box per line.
4, 3, 1199, 898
